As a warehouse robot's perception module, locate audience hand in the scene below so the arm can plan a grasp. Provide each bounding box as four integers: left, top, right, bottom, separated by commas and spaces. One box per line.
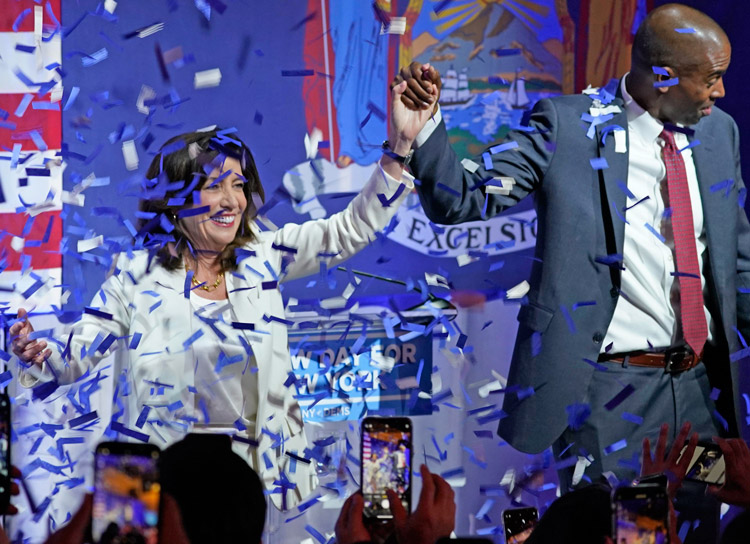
707, 437, 750, 508
334, 493, 374, 544
42, 492, 189, 544
389, 464, 455, 544
43, 494, 91, 544
391, 62, 442, 114
641, 422, 698, 544
0, 467, 22, 544
641, 422, 698, 496
10, 308, 50, 367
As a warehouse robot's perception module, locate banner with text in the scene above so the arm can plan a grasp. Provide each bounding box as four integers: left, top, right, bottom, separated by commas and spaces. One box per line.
290, 325, 433, 422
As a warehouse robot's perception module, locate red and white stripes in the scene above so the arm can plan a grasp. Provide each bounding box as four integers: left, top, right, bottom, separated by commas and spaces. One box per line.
0, 0, 63, 311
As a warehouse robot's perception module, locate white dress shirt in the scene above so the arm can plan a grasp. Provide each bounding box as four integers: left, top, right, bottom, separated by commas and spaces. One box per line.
602, 75, 713, 352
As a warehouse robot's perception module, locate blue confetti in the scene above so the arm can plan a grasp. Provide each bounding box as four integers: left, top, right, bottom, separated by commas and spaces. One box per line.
621, 412, 644, 425
604, 438, 627, 455
590, 157, 609, 170
605, 384, 635, 411
654, 78, 679, 88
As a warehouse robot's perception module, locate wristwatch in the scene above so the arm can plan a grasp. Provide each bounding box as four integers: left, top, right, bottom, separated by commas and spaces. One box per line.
381, 140, 414, 167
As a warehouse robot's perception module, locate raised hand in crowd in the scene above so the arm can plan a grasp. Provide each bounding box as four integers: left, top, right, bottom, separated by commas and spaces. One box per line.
390, 61, 442, 114
335, 464, 455, 544
641, 421, 699, 495
43, 493, 190, 544
9, 308, 50, 367
390, 464, 455, 544
707, 437, 750, 509
640, 422, 699, 544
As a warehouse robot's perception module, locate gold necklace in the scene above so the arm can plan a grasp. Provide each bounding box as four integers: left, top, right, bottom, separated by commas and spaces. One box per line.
186, 263, 224, 292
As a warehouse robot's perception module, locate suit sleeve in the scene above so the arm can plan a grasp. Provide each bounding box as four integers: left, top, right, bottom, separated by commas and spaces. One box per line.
18, 256, 133, 386
732, 119, 750, 344
273, 162, 414, 282
410, 97, 559, 224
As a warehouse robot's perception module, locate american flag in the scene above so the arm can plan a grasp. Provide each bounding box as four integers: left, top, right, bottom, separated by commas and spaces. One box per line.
0, 0, 63, 313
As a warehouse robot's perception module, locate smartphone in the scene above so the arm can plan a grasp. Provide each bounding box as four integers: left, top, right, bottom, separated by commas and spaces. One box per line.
682, 442, 725, 485
92, 442, 161, 544
503, 506, 538, 544
361, 417, 412, 520
612, 484, 669, 544
0, 393, 10, 510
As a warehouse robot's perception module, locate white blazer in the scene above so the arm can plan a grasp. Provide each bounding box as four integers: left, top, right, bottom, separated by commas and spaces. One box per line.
21, 164, 413, 509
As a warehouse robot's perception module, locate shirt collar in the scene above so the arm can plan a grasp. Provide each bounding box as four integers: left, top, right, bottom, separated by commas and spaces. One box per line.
621, 73, 665, 143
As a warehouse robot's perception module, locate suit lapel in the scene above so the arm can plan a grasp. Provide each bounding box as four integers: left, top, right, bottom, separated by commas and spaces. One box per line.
594, 103, 630, 256
692, 125, 731, 296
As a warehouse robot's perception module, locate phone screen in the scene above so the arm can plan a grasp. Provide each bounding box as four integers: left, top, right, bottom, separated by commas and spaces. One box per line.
93, 445, 160, 544
614, 487, 669, 544
0, 394, 9, 508
503, 507, 538, 544
361, 418, 412, 519
683, 444, 726, 485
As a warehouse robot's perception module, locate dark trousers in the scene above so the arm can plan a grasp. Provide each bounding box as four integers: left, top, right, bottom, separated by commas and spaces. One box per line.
553, 360, 723, 543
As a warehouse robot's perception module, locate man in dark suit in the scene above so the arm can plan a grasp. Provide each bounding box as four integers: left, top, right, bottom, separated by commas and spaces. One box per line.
392, 4, 748, 539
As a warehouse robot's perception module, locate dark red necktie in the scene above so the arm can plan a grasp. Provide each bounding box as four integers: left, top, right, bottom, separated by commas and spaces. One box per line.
661, 129, 708, 354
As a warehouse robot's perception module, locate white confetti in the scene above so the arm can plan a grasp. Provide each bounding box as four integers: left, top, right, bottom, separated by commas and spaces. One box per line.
506, 280, 530, 299
122, 140, 139, 170
77, 235, 104, 253
194, 68, 222, 89
461, 158, 480, 173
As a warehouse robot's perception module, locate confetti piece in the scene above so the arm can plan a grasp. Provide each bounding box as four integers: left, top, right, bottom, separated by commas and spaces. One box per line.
590, 157, 609, 170
644, 222, 666, 243
84, 307, 113, 320
489, 141, 518, 154
461, 158, 480, 173
111, 422, 150, 442
281, 69, 315, 77
621, 412, 644, 425
77, 235, 104, 253
14, 94, 33, 117
377, 183, 406, 207
122, 140, 139, 170
604, 384, 635, 411
69, 411, 98, 428
652, 66, 669, 76
604, 438, 627, 455
194, 68, 222, 89
654, 78, 679, 88
674, 28, 696, 33
678, 140, 700, 154
567, 403, 591, 430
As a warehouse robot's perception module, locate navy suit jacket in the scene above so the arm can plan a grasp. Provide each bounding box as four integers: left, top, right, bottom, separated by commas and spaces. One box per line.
411, 90, 750, 453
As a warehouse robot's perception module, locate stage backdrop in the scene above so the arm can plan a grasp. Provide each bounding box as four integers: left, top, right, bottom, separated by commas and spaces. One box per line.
2, 0, 750, 542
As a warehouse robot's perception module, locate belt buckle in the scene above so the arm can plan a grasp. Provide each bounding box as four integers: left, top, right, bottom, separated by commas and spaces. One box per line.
664, 347, 691, 374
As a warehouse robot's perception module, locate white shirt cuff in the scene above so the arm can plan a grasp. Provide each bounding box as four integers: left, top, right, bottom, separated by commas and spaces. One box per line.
414, 105, 443, 148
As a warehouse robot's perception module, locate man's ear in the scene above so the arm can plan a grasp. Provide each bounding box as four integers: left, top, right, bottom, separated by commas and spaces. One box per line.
654, 66, 677, 94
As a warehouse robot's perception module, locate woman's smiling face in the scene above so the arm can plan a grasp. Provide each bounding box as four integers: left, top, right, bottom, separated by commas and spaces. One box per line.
179, 156, 247, 253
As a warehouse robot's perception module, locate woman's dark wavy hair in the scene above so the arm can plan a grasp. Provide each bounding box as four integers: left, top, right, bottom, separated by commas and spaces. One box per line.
137, 127, 265, 272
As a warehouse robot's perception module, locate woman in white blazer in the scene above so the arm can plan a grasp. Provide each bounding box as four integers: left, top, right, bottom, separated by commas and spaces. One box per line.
11, 80, 437, 510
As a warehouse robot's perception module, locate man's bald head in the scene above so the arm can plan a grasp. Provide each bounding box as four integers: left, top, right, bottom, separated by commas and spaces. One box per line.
632, 4, 729, 73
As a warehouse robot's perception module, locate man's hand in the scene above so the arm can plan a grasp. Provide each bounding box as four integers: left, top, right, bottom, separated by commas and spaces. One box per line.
642, 422, 698, 496
707, 437, 750, 508
389, 464, 455, 544
10, 308, 50, 367
391, 62, 442, 114
335, 493, 373, 544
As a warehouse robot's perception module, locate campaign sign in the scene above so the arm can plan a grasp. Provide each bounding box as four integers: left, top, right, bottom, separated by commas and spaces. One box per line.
289, 324, 433, 422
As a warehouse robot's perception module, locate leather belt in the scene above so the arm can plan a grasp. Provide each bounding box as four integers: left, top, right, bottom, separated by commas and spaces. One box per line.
598, 347, 702, 374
